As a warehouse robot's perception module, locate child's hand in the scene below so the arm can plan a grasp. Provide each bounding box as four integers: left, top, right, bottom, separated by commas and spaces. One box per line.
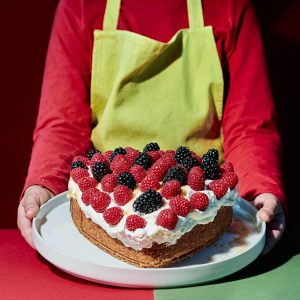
252, 193, 285, 255
17, 185, 55, 248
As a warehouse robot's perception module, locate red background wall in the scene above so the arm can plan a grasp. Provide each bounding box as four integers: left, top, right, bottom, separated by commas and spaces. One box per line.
0, 0, 299, 229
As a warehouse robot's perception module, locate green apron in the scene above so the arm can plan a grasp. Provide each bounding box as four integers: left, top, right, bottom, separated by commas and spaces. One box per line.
90, 0, 224, 159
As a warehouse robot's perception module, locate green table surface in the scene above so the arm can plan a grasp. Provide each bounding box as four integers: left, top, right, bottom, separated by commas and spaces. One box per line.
155, 226, 300, 300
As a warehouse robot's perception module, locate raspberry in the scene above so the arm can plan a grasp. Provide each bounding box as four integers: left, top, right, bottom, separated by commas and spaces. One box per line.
187, 171, 205, 191
126, 215, 146, 231
81, 188, 101, 205
70, 168, 89, 183
116, 172, 136, 190
208, 180, 228, 199
156, 209, 178, 230
101, 174, 117, 193
190, 192, 209, 211
77, 176, 98, 192
87, 149, 100, 160
143, 142, 160, 152
91, 153, 108, 165
140, 175, 161, 192
161, 153, 176, 168
113, 185, 133, 206
104, 150, 113, 161
109, 147, 126, 162
220, 172, 238, 189
147, 161, 168, 181
129, 165, 146, 183
133, 189, 162, 214
72, 156, 90, 166
189, 166, 205, 176
191, 151, 202, 164
103, 207, 123, 225
90, 191, 111, 212
125, 147, 140, 165
220, 162, 234, 173
160, 180, 181, 199
169, 196, 191, 217
70, 161, 88, 170
110, 155, 130, 175
147, 151, 161, 162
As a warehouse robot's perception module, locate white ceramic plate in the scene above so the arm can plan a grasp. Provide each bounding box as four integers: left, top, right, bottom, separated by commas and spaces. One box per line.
32, 192, 265, 288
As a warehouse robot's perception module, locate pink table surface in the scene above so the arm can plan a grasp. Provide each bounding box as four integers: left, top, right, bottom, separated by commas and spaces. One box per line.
0, 229, 153, 300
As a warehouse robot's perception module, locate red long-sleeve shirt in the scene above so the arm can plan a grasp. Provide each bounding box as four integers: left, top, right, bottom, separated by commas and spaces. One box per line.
24, 0, 286, 210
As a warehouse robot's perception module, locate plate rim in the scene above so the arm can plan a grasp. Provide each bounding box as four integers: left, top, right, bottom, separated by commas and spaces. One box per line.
33, 191, 266, 273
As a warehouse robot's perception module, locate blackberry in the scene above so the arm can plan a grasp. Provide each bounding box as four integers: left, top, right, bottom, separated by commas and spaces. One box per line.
70, 161, 88, 170
206, 149, 219, 161
92, 162, 112, 182
182, 156, 200, 171
133, 189, 162, 214
134, 153, 152, 169
109, 147, 127, 162
116, 172, 136, 190
163, 166, 187, 185
143, 142, 160, 153
201, 157, 220, 180
175, 146, 191, 164
87, 149, 100, 160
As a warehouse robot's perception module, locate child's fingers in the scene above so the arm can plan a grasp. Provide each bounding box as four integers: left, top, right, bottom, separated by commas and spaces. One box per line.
23, 194, 40, 219
17, 201, 35, 248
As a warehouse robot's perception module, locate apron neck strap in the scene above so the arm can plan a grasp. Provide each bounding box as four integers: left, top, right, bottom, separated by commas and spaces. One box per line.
187, 0, 204, 29
103, 0, 204, 31
103, 0, 121, 31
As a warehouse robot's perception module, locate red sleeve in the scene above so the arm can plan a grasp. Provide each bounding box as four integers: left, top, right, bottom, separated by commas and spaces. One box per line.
222, 0, 287, 211
23, 0, 92, 196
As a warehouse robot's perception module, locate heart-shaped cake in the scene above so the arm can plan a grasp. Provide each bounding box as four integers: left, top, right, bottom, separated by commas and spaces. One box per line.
68, 144, 238, 267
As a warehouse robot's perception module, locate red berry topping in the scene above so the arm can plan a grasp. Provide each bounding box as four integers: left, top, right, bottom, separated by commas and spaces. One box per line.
77, 176, 98, 192
187, 171, 205, 191
220, 172, 238, 189
70, 168, 89, 183
101, 174, 117, 193
113, 185, 133, 206
91, 153, 108, 165
81, 188, 101, 205
110, 155, 130, 175
147, 162, 167, 181
156, 209, 178, 230
169, 196, 191, 217
220, 162, 234, 173
208, 180, 228, 199
160, 180, 181, 199
125, 215, 146, 231
90, 191, 111, 212
103, 207, 124, 225
147, 151, 161, 162
72, 156, 90, 166
190, 166, 205, 176
161, 153, 176, 168
140, 175, 161, 192
129, 164, 146, 183
190, 192, 209, 211
125, 147, 140, 165
104, 150, 113, 161
191, 152, 202, 164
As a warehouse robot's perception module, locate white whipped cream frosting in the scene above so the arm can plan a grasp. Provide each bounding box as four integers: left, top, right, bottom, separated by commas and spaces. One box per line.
68, 177, 237, 251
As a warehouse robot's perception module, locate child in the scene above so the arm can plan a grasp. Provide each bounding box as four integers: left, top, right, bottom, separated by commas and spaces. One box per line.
18, 0, 286, 254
